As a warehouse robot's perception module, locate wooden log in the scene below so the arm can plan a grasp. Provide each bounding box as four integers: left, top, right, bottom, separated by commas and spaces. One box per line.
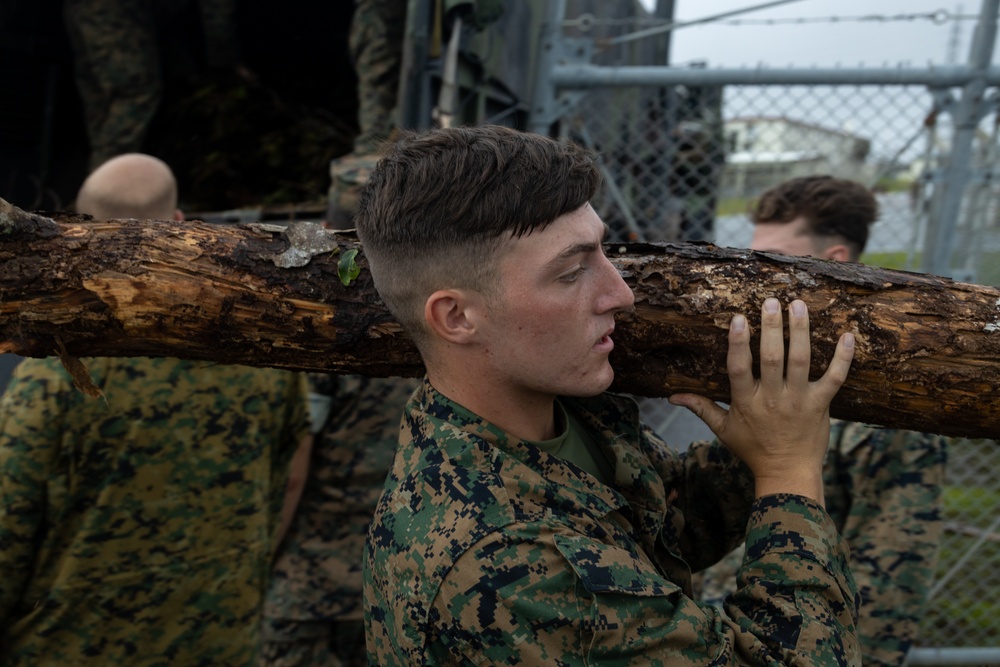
2, 197, 1000, 439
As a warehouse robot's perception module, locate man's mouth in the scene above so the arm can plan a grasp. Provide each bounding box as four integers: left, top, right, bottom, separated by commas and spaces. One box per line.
595, 328, 615, 350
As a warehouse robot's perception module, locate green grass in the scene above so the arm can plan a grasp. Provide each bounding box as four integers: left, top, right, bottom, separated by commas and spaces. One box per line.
859, 251, 914, 271
716, 197, 751, 217
920, 475, 1000, 645
862, 250, 1000, 286
943, 486, 1000, 516
975, 253, 1000, 286
929, 596, 1000, 638
873, 177, 913, 193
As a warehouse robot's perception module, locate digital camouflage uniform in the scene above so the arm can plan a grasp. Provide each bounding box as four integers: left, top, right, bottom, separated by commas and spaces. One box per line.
365, 381, 861, 665
328, 0, 407, 228
349, 0, 406, 155
63, 0, 239, 169
260, 374, 419, 667
0, 356, 310, 666
697, 420, 947, 667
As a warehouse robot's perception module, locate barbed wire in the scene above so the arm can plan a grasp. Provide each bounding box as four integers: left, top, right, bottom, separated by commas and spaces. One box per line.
713, 11, 978, 26
563, 10, 976, 32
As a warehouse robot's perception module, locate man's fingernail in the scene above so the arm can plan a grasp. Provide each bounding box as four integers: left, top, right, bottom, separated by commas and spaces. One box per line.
791, 300, 806, 317
764, 298, 779, 314
732, 314, 746, 332
843, 333, 855, 349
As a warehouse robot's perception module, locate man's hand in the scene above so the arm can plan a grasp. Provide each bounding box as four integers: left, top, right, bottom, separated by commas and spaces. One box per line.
669, 298, 855, 504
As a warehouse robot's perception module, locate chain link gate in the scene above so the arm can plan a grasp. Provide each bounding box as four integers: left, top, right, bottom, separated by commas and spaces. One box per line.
526, 0, 1000, 661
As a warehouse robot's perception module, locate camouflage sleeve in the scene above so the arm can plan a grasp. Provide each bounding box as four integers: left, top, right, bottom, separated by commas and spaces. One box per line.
729, 494, 860, 664
644, 433, 756, 572
429, 496, 860, 665
823, 424, 947, 667
0, 362, 66, 626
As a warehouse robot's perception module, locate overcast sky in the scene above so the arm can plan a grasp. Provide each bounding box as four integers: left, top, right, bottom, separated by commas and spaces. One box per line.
639, 0, 992, 68
626, 0, 998, 163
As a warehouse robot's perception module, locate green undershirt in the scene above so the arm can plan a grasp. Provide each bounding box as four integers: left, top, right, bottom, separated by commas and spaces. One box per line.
528, 400, 613, 486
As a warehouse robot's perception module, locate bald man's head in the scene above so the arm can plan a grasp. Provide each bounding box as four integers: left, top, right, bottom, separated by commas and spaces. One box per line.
76, 153, 180, 221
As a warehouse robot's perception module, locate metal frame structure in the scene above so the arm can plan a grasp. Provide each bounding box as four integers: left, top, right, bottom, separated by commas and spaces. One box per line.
526, 0, 1000, 662
528, 0, 1000, 282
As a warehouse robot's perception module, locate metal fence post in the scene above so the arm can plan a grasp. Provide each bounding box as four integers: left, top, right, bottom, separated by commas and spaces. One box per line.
922, 0, 1000, 278
519, 6, 1000, 654
527, 0, 567, 135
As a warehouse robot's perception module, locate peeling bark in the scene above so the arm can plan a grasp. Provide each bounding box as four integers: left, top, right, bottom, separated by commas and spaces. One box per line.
3, 198, 1000, 439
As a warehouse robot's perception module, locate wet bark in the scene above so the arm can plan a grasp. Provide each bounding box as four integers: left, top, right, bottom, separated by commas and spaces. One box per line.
3, 198, 1000, 439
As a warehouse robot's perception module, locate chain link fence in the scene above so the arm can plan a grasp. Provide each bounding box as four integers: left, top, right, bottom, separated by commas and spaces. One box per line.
552, 4, 1000, 657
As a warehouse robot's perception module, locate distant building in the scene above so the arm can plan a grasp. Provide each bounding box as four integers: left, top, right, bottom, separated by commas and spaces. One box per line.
722, 116, 872, 197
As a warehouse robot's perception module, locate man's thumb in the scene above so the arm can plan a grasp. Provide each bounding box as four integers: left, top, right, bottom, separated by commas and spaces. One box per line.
668, 394, 725, 437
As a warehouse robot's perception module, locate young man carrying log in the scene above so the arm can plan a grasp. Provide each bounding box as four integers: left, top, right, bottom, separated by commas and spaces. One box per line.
356, 125, 861, 665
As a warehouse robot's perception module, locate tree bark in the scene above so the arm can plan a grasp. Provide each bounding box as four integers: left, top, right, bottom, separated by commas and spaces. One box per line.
3, 197, 1000, 439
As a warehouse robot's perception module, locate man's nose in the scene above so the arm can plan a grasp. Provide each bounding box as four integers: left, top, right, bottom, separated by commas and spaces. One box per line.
599, 256, 635, 313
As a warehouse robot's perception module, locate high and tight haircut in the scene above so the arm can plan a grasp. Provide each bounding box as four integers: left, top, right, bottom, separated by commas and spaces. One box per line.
750, 175, 878, 260
355, 125, 601, 344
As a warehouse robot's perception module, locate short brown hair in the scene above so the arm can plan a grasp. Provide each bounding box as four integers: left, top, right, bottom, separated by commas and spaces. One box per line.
750, 175, 877, 260
355, 125, 601, 344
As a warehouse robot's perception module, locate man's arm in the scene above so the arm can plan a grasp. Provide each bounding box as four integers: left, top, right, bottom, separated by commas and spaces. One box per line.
667, 297, 860, 661
268, 372, 313, 551
274, 432, 313, 552
0, 361, 63, 627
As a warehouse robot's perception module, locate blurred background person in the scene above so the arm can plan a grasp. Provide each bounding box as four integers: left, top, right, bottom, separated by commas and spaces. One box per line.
261, 373, 419, 667
0, 153, 311, 665
63, 0, 246, 170
696, 175, 948, 667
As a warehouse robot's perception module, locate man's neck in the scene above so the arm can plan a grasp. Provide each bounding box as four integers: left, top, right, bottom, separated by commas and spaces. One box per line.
425, 369, 558, 442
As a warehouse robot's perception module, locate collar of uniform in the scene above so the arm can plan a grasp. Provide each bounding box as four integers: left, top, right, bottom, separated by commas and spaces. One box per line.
405, 380, 629, 519
562, 394, 670, 539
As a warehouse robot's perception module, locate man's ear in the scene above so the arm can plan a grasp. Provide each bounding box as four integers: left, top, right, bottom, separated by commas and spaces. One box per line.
822, 244, 852, 263
424, 289, 483, 344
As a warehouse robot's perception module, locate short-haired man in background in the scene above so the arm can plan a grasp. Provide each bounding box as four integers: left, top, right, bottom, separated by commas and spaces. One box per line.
698, 175, 947, 667
356, 125, 861, 665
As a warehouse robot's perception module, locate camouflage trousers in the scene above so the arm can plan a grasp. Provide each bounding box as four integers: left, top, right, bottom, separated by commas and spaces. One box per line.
349, 0, 407, 154
63, 0, 163, 170
327, 0, 407, 227
695, 423, 948, 667
259, 618, 366, 667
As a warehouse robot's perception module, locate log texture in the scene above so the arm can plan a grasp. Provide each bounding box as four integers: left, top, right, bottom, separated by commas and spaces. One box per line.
3, 198, 1000, 439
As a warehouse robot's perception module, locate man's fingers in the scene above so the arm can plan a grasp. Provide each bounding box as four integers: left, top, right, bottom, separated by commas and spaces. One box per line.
815, 332, 856, 402
726, 313, 755, 398
758, 298, 785, 395
785, 300, 811, 386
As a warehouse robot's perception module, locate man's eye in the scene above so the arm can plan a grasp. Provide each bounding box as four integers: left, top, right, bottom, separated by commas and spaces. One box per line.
561, 267, 585, 282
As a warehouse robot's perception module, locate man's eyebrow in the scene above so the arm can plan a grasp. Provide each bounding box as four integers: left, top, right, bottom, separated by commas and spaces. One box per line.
549, 224, 609, 264
554, 240, 597, 260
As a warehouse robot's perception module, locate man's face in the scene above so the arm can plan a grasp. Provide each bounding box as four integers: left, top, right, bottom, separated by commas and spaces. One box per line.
750, 216, 824, 258
480, 203, 635, 402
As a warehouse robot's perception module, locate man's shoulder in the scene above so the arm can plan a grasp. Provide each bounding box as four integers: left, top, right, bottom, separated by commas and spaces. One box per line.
831, 419, 946, 453
366, 462, 516, 645
373, 462, 515, 554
